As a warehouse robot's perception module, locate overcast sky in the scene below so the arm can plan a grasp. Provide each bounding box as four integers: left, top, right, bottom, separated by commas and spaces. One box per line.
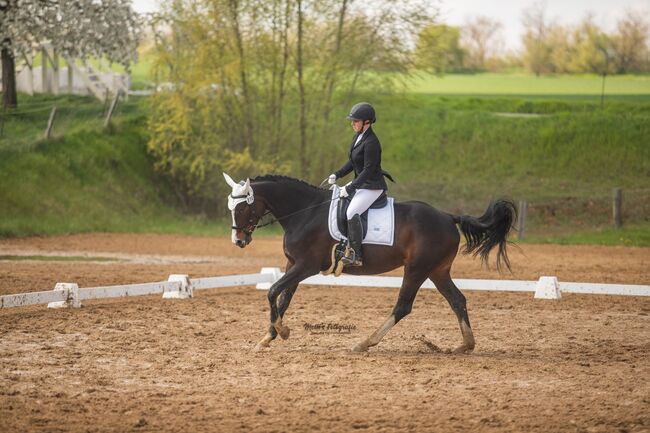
131, 0, 650, 51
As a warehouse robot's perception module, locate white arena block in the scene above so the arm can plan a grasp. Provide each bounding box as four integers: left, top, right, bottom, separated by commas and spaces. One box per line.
534, 276, 561, 299
256, 267, 283, 290
163, 275, 193, 299
48, 283, 81, 308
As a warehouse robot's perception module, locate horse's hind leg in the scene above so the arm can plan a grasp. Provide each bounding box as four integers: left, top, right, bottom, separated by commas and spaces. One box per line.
430, 272, 475, 354
352, 266, 429, 353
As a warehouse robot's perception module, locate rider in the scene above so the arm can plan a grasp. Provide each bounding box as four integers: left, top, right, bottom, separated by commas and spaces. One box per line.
328, 102, 391, 267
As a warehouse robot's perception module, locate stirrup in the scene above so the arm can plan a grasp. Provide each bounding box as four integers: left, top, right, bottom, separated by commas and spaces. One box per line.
341, 247, 363, 267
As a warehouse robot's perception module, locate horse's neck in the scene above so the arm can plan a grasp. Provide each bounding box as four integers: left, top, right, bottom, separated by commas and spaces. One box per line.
254, 181, 327, 225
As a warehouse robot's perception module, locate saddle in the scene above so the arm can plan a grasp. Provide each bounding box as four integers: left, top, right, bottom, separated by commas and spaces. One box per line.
336, 191, 388, 238
324, 191, 389, 277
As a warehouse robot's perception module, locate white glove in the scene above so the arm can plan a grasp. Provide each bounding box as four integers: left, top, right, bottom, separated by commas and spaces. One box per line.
328, 174, 337, 185
339, 186, 349, 198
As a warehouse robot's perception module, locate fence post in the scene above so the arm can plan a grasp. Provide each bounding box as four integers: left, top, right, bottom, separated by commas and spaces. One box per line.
52, 49, 60, 95
613, 188, 622, 229
104, 93, 119, 128
44, 106, 57, 139
67, 59, 74, 93
41, 46, 48, 93
22, 51, 34, 96
517, 200, 528, 240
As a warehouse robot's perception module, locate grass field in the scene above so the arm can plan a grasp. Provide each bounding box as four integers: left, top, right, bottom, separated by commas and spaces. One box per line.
1, 71, 648, 244
403, 72, 650, 100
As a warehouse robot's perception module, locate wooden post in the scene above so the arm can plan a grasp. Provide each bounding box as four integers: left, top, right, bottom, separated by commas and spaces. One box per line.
67, 59, 74, 93
613, 188, 622, 229
22, 51, 34, 96
517, 200, 528, 240
41, 46, 48, 93
44, 106, 57, 139
52, 50, 59, 95
104, 93, 119, 128
102, 89, 110, 117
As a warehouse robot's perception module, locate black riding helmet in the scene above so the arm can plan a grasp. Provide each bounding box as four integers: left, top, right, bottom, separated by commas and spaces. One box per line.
346, 102, 376, 124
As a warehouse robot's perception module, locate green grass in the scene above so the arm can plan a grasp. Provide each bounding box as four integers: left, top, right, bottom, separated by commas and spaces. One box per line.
2, 70, 649, 246
403, 72, 650, 100
364, 91, 650, 243
372, 93, 650, 202
523, 222, 650, 247
0, 96, 231, 237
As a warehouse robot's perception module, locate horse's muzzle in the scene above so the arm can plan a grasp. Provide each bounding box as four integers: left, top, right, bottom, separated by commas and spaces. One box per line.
235, 233, 252, 248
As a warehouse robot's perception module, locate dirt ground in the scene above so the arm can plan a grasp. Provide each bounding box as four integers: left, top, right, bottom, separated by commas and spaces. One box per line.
1, 234, 649, 433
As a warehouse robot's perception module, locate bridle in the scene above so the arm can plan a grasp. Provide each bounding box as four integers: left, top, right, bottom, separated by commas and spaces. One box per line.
229, 192, 269, 236
229, 187, 334, 236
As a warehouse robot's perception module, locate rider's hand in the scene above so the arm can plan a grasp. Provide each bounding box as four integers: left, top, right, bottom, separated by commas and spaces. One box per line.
339, 186, 349, 198
328, 174, 337, 185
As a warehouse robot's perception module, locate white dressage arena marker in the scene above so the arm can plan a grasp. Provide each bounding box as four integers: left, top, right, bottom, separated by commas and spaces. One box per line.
2, 268, 648, 311
47, 283, 81, 309
256, 267, 283, 290
534, 276, 561, 300
163, 274, 193, 299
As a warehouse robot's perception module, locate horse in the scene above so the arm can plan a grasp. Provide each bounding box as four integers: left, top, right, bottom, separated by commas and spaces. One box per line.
223, 173, 516, 353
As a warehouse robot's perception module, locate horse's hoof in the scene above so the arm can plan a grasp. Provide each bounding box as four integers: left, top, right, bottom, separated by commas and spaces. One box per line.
254, 342, 270, 351
452, 344, 474, 354
278, 325, 290, 340
351, 342, 368, 353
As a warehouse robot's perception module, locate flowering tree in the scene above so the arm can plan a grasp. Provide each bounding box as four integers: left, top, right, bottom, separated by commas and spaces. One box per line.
0, 0, 141, 108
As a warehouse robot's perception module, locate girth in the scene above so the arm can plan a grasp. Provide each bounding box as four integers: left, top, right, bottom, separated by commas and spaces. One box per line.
337, 191, 387, 238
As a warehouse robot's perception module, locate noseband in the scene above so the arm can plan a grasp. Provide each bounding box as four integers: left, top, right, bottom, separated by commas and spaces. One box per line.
229, 192, 269, 236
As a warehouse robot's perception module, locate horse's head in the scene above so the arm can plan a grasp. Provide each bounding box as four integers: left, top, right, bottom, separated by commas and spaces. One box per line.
223, 173, 266, 248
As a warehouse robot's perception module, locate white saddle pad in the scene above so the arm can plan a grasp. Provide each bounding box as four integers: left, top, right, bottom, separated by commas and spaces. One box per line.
328, 187, 395, 246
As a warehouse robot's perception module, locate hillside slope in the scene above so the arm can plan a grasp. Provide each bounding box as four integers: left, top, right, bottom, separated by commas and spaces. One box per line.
1, 91, 648, 244
0, 96, 224, 237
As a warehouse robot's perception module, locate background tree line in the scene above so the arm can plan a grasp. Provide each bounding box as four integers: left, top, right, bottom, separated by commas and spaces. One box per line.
416, 5, 649, 75
147, 0, 433, 212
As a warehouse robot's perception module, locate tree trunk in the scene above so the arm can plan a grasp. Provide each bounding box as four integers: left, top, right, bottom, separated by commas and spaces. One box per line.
2, 44, 18, 108
228, 0, 254, 152
322, 0, 348, 123
273, 0, 292, 154
296, 0, 308, 178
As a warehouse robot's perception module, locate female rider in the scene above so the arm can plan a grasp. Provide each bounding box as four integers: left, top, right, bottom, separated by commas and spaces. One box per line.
328, 102, 392, 266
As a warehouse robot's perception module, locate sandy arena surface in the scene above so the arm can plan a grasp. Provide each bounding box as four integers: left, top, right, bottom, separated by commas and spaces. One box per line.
1, 234, 649, 433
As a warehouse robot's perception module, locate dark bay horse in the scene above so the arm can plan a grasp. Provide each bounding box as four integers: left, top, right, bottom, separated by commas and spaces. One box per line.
223, 173, 516, 353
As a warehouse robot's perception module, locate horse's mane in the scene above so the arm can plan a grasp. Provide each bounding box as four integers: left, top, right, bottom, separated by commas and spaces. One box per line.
251, 174, 324, 194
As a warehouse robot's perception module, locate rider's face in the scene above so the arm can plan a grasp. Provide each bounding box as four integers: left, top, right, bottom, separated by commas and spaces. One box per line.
351, 119, 364, 133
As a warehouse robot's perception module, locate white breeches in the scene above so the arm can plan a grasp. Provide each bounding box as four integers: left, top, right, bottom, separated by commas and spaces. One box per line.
346, 189, 384, 220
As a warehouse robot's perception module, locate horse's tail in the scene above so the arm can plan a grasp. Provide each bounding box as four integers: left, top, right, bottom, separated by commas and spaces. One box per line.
452, 199, 517, 272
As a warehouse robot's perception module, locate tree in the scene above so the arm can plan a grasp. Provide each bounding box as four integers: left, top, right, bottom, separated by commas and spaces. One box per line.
570, 15, 616, 75
415, 24, 464, 74
570, 15, 617, 105
461, 15, 503, 71
547, 25, 573, 73
521, 2, 553, 75
0, 0, 141, 108
612, 9, 650, 73
147, 0, 437, 213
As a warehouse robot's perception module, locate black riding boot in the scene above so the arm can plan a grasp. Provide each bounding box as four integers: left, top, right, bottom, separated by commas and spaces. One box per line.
342, 214, 363, 266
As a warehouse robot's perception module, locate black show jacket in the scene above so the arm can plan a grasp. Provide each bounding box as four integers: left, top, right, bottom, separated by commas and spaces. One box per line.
334, 127, 392, 194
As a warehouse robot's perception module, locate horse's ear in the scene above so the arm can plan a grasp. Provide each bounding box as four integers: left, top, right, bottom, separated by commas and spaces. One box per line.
223, 173, 237, 188
244, 178, 251, 191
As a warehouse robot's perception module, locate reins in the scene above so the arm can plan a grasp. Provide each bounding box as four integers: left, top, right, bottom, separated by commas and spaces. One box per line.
230, 187, 335, 234
255, 198, 334, 229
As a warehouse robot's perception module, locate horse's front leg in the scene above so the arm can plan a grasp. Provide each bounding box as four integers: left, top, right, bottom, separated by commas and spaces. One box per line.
255, 264, 315, 350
